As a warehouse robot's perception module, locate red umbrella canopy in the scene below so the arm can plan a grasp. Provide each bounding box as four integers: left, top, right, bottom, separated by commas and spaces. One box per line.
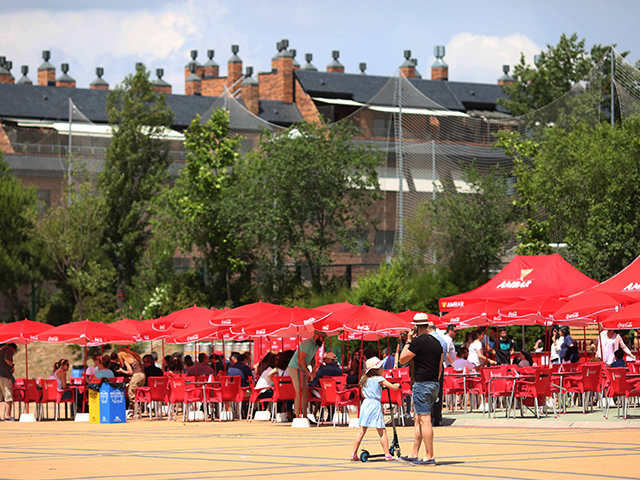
0, 319, 55, 345
35, 320, 133, 346
441, 300, 511, 328
317, 305, 411, 335
496, 297, 568, 326
319, 301, 358, 312
210, 301, 282, 327
162, 306, 220, 329
394, 311, 442, 328
231, 306, 331, 337
165, 325, 239, 344
601, 301, 640, 330
110, 318, 155, 342
551, 292, 635, 326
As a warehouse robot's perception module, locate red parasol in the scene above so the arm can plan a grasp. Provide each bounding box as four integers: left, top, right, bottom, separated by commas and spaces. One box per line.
551, 292, 635, 326
210, 301, 282, 327
440, 300, 511, 328
231, 306, 331, 337
496, 296, 568, 325
0, 319, 55, 379
317, 304, 412, 335
600, 302, 640, 330
110, 318, 155, 342
34, 320, 133, 346
394, 310, 443, 328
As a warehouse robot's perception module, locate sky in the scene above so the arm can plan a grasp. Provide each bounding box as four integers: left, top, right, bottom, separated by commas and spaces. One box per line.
2, 0, 639, 95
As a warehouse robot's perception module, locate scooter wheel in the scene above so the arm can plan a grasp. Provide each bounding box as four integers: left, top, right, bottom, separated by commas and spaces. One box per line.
389, 445, 395, 456
360, 450, 369, 462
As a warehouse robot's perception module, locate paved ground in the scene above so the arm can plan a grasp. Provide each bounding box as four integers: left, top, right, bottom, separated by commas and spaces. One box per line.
3, 414, 640, 480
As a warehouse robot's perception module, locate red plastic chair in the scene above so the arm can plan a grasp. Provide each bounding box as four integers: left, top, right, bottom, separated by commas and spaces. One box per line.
481, 366, 512, 417
563, 362, 603, 414
166, 378, 203, 422
333, 380, 360, 427
246, 384, 273, 421
443, 369, 465, 412
271, 376, 296, 421
16, 378, 41, 416
37, 379, 75, 421
219, 375, 242, 420
603, 367, 640, 419
627, 362, 640, 374
512, 368, 554, 418
134, 376, 169, 420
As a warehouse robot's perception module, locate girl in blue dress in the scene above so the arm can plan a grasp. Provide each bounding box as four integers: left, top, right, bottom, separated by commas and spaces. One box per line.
351, 356, 400, 461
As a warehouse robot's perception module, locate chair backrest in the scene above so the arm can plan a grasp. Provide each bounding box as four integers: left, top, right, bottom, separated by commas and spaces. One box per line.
220, 375, 241, 402
559, 363, 580, 373
148, 376, 170, 402
533, 368, 552, 397
40, 379, 58, 402
23, 378, 40, 402
581, 362, 602, 391
381, 377, 402, 405
604, 367, 628, 397
551, 363, 561, 373
168, 378, 186, 403
70, 376, 84, 386
334, 374, 348, 386
319, 377, 338, 406
273, 376, 296, 402
628, 362, 640, 374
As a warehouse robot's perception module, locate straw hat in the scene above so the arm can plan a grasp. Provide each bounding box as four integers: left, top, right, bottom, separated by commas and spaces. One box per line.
365, 356, 384, 373
323, 351, 337, 361
412, 312, 431, 326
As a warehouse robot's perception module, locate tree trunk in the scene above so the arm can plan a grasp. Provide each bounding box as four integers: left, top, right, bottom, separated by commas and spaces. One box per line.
7, 286, 23, 321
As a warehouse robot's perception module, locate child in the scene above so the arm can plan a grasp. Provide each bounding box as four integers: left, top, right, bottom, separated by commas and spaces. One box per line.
610, 348, 626, 368
351, 356, 400, 461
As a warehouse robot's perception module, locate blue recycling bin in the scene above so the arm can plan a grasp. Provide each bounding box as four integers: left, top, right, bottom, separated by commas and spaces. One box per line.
99, 382, 127, 424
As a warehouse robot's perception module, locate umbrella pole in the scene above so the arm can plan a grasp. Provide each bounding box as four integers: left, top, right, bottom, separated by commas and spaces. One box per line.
359, 334, 364, 380
387, 336, 391, 369
522, 325, 525, 350
162, 340, 165, 360
25, 345, 29, 413
583, 327, 587, 354
377, 337, 380, 358
222, 338, 226, 373
83, 345, 87, 413
296, 329, 302, 418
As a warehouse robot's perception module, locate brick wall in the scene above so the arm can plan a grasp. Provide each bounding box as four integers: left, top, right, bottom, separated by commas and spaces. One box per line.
0, 74, 14, 84
0, 125, 14, 154
258, 71, 279, 101
294, 79, 321, 122
241, 83, 259, 115
185, 78, 201, 95
90, 84, 109, 91
154, 85, 172, 94
56, 80, 76, 88
431, 66, 448, 81
38, 69, 55, 86
400, 66, 416, 78
227, 62, 243, 91
202, 77, 227, 97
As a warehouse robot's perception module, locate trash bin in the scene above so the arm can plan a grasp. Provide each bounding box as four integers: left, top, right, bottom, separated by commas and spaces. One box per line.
99, 381, 127, 424
88, 389, 100, 424
72, 365, 85, 378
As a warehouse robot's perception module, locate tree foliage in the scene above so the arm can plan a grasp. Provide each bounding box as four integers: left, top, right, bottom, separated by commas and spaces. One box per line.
238, 120, 383, 294
98, 66, 174, 306
498, 33, 621, 117
404, 164, 514, 291
500, 118, 640, 281
160, 110, 249, 304
0, 154, 40, 320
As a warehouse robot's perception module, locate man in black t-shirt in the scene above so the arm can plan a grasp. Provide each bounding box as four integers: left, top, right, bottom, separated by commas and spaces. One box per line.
143, 355, 164, 381
495, 328, 516, 365
399, 314, 442, 466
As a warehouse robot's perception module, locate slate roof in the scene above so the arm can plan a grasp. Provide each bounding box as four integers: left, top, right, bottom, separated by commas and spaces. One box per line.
0, 84, 302, 129
294, 69, 510, 113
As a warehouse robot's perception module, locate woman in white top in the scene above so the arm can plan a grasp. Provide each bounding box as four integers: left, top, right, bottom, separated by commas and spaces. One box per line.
593, 330, 636, 365
468, 329, 496, 367
550, 327, 560, 364
49, 358, 70, 390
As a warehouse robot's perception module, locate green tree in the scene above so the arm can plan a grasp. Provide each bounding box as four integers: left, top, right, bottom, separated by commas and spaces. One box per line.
161, 110, 248, 304
0, 155, 40, 320
239, 120, 383, 294
502, 118, 640, 281
98, 65, 174, 307
39, 178, 113, 321
404, 164, 514, 291
349, 262, 412, 312
498, 33, 620, 117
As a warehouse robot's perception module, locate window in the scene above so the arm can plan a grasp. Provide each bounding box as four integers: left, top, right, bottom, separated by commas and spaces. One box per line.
374, 230, 395, 254
36, 189, 50, 214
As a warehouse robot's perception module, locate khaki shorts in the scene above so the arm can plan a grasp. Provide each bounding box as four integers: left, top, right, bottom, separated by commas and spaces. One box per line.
0, 376, 13, 403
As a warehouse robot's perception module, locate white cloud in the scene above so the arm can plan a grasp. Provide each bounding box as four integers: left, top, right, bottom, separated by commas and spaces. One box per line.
444, 33, 542, 84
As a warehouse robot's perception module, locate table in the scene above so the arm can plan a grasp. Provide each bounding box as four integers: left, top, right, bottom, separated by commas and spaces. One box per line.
486, 374, 534, 418
444, 372, 479, 413
551, 371, 577, 413
185, 381, 222, 421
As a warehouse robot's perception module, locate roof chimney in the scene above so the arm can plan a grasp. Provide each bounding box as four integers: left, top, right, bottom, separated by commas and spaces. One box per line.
135, 62, 145, 72
327, 50, 344, 73
359, 62, 367, 74
0, 57, 13, 84
17, 65, 32, 85
411, 58, 422, 79
302, 53, 317, 71
400, 49, 416, 78
203, 49, 219, 78
154, 68, 172, 94
38, 50, 56, 86
56, 63, 76, 88
498, 64, 515, 85
241, 66, 259, 115
431, 45, 448, 81
227, 45, 243, 91
90, 67, 109, 90
185, 62, 202, 95
185, 49, 204, 80
291, 49, 300, 69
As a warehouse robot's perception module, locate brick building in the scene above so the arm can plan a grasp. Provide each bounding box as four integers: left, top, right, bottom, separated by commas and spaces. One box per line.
0, 44, 513, 319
